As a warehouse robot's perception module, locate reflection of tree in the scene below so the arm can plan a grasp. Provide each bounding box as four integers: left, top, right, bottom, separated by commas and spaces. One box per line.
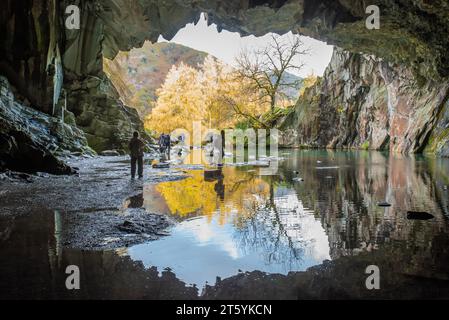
155, 168, 269, 222
232, 179, 307, 271
154, 167, 310, 269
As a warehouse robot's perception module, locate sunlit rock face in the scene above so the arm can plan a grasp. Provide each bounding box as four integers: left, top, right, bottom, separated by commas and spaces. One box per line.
278, 48, 449, 156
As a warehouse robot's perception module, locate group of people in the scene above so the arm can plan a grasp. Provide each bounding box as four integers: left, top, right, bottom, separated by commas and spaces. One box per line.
128, 131, 171, 179
128, 130, 226, 179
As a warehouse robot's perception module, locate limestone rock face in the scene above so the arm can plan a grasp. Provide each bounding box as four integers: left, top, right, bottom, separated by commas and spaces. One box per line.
0, 0, 58, 112
277, 48, 449, 155
64, 74, 147, 152
0, 77, 94, 174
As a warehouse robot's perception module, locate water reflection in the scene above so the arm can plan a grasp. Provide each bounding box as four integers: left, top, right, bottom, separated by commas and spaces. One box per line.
129, 150, 449, 289
1, 150, 449, 299
0, 210, 198, 299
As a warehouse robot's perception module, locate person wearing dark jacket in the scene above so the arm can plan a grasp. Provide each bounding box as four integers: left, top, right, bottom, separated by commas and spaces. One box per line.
158, 133, 171, 160
129, 131, 145, 179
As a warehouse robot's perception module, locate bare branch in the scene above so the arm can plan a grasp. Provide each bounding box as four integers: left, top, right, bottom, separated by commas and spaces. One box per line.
234, 33, 310, 114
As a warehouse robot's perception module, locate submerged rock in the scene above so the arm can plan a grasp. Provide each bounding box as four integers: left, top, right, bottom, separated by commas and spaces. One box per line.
407, 211, 435, 220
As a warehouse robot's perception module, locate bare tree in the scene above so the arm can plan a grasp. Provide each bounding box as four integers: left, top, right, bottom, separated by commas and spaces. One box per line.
235, 34, 309, 112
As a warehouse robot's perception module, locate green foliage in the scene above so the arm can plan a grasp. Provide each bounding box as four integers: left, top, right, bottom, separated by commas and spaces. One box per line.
361, 141, 370, 150
260, 106, 295, 127
235, 120, 252, 130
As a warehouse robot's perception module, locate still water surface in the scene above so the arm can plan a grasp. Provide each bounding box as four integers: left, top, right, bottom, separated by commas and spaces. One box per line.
129, 150, 449, 289
1, 150, 449, 299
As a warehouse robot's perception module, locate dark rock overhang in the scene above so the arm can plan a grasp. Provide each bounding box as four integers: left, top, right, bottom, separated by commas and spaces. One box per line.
98, 0, 449, 80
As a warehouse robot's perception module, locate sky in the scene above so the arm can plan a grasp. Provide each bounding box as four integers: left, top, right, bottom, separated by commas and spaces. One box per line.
158, 14, 334, 78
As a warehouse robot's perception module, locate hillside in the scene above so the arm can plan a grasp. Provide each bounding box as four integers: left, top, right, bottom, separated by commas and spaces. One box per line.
104, 41, 208, 117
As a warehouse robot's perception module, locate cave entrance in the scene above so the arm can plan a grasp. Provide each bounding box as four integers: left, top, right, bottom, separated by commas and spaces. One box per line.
104, 13, 333, 137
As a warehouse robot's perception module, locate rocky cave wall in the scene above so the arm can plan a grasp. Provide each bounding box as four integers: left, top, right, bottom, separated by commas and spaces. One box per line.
1, 0, 146, 156
278, 47, 449, 156
1, 0, 449, 173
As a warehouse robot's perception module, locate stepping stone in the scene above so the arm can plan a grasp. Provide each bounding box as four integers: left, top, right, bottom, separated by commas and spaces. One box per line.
377, 202, 391, 207
251, 161, 270, 167
152, 162, 170, 169
101, 150, 120, 156
406, 211, 434, 220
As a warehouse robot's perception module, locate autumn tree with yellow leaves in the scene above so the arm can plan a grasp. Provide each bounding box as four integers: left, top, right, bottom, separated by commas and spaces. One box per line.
145, 55, 269, 133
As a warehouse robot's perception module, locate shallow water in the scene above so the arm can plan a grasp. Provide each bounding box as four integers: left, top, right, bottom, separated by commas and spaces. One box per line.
128, 150, 449, 290
130, 167, 330, 288
1, 150, 449, 299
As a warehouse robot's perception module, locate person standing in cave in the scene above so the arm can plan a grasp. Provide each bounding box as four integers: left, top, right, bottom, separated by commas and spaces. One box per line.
158, 133, 171, 160
164, 133, 171, 160
129, 131, 145, 179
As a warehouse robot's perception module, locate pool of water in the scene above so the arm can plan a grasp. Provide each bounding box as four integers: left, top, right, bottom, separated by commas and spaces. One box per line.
130, 168, 330, 288
2, 149, 449, 299
127, 149, 449, 289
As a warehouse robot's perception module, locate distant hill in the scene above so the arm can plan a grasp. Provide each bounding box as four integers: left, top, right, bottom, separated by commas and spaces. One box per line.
272, 72, 303, 103
104, 41, 302, 117
104, 41, 208, 117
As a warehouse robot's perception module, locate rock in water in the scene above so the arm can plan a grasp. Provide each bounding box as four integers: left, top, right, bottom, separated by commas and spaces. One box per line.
152, 162, 170, 169
292, 177, 304, 182
101, 150, 120, 156
407, 211, 434, 220
250, 161, 270, 167
378, 202, 392, 207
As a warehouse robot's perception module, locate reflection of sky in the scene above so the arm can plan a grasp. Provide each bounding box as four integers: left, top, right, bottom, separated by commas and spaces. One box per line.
129, 183, 330, 288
